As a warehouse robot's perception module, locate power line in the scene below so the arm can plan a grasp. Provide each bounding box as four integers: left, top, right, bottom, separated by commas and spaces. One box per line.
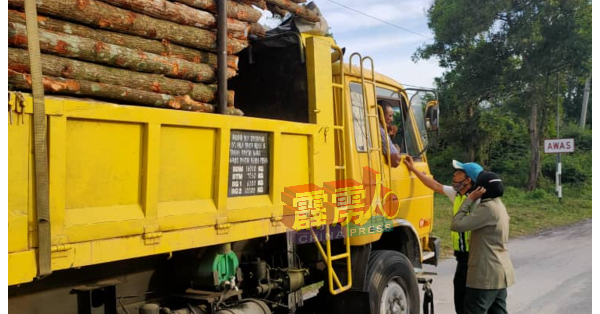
324, 0, 432, 40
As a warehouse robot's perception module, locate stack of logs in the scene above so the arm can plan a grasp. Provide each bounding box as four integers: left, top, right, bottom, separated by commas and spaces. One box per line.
8, 0, 320, 114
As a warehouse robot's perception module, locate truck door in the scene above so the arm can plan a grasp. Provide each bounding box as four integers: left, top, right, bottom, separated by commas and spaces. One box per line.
375, 87, 435, 238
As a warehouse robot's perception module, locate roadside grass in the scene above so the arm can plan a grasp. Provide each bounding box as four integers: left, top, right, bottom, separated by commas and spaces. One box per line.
431, 183, 593, 258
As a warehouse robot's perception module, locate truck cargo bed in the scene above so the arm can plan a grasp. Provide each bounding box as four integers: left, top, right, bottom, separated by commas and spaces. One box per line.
8, 92, 334, 285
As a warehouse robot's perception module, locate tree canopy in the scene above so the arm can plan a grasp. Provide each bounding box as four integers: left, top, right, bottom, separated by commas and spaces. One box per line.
416, 0, 592, 189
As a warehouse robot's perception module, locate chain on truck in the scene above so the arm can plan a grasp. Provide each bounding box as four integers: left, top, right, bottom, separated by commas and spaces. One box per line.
8, 2, 441, 313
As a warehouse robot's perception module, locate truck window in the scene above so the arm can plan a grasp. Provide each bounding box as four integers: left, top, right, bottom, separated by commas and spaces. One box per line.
376, 87, 421, 158
350, 82, 371, 152
409, 92, 429, 150
403, 107, 422, 157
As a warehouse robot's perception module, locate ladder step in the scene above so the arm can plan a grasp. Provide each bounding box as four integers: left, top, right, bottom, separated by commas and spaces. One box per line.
332, 83, 343, 88
333, 125, 344, 130
331, 253, 350, 261
335, 166, 346, 170
368, 148, 382, 152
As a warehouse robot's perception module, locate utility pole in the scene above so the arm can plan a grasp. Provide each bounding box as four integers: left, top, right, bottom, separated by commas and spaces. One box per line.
580, 76, 591, 128
556, 72, 562, 202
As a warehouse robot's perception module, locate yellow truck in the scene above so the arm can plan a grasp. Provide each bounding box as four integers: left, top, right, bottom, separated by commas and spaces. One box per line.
8, 31, 440, 314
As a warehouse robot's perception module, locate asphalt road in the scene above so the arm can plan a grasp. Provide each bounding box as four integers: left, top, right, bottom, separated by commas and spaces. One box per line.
423, 219, 592, 314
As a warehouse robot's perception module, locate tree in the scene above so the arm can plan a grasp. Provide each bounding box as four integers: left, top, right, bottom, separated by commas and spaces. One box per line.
415, 0, 592, 190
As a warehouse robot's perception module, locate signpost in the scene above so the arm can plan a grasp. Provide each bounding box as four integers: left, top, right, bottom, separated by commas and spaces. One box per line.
544, 138, 575, 202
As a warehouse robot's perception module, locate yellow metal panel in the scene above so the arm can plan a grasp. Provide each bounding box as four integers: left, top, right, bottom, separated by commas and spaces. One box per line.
66, 205, 144, 226
305, 37, 336, 186
158, 126, 216, 202
64, 219, 147, 243
49, 115, 67, 242
8, 112, 31, 253
395, 196, 434, 237
143, 123, 161, 218
228, 195, 272, 210
157, 200, 216, 230
270, 132, 283, 220
280, 134, 310, 188
305, 36, 334, 125
227, 195, 274, 223
215, 128, 231, 213
65, 119, 144, 210
8, 250, 37, 286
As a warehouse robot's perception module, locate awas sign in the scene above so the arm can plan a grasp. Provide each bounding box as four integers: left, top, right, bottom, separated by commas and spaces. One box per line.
544, 138, 575, 154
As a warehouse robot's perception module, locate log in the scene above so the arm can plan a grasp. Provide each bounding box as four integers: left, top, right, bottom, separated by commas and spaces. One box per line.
267, 3, 288, 18
98, 0, 249, 39
264, 0, 320, 22
9, 22, 220, 83
288, 0, 306, 3
8, 10, 239, 69
8, 48, 235, 105
237, 0, 267, 10
8, 0, 248, 54
9, 69, 215, 112
173, 0, 262, 24
249, 23, 267, 38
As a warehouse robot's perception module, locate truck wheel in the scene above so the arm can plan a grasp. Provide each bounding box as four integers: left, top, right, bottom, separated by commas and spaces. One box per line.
366, 250, 420, 314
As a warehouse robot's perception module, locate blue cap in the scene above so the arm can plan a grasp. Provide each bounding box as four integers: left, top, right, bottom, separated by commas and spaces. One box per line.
452, 160, 483, 182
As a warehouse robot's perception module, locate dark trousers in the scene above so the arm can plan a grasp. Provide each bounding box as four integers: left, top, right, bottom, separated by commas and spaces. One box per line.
453, 251, 469, 314
464, 287, 508, 314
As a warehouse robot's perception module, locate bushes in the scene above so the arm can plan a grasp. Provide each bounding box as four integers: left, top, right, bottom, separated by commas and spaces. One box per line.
541, 124, 592, 184
541, 151, 592, 183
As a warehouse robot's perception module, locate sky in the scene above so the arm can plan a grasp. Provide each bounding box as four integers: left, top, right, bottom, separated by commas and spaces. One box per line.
259, 0, 445, 89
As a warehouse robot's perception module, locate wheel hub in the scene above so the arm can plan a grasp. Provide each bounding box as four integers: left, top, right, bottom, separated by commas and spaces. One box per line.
380, 277, 409, 314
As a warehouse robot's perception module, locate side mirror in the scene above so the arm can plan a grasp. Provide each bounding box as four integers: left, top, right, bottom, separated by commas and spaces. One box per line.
425, 102, 440, 134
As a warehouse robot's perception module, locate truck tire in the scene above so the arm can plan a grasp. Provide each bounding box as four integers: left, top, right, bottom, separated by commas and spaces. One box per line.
366, 250, 420, 314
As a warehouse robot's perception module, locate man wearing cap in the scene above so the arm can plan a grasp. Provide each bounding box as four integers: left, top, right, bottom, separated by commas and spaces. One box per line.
404, 156, 483, 314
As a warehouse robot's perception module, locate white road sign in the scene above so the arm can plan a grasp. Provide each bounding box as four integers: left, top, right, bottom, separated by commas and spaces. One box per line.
544, 138, 575, 154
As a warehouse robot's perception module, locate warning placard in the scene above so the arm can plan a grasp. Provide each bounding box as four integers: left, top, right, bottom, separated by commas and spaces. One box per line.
544, 138, 575, 154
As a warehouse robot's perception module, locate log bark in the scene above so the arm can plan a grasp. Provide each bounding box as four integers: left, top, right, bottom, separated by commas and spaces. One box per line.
9, 22, 221, 83
98, 0, 249, 39
9, 69, 214, 112
237, 0, 267, 10
8, 0, 248, 54
173, 0, 262, 23
265, 0, 319, 22
249, 23, 267, 38
8, 10, 239, 70
8, 48, 236, 105
288, 0, 306, 3
266, 3, 288, 18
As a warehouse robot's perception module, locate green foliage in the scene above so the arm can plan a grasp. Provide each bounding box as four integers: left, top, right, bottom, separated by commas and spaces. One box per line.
416, 0, 592, 190
541, 151, 592, 184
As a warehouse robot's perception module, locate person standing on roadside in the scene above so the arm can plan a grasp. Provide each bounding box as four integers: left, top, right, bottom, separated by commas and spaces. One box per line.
404, 156, 483, 314
451, 171, 515, 314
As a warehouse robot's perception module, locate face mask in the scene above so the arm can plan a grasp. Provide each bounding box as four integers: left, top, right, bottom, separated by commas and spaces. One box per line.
452, 178, 469, 193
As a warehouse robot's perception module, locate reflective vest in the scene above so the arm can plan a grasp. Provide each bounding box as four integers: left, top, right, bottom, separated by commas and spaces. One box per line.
452, 194, 470, 252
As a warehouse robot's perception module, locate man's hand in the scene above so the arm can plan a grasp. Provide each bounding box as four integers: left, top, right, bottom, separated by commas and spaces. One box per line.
388, 125, 398, 138
403, 155, 415, 170
468, 186, 486, 201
